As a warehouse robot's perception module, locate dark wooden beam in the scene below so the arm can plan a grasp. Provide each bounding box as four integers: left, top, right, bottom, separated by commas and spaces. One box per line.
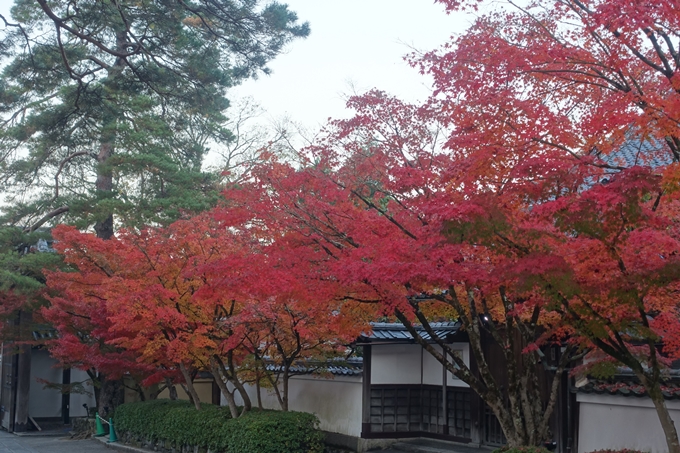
62, 368, 71, 424
361, 344, 372, 437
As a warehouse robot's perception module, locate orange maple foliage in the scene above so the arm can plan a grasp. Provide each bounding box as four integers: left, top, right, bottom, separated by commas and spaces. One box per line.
44, 211, 369, 415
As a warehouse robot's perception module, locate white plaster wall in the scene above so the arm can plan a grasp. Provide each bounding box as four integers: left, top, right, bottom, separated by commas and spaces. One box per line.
229, 375, 363, 438
371, 343, 470, 387
577, 393, 680, 453
29, 350, 95, 418
68, 368, 97, 418
422, 344, 470, 388
372, 344, 422, 384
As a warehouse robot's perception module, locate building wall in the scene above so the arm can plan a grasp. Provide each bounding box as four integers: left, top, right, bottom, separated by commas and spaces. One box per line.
222, 344, 470, 440
422, 344, 469, 388
122, 378, 214, 405
29, 349, 95, 419
157, 378, 214, 404
372, 344, 422, 385
577, 393, 680, 453
229, 375, 363, 438
372, 343, 470, 387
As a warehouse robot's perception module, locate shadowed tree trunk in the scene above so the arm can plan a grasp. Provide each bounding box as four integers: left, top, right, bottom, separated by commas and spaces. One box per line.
165, 378, 178, 400
178, 363, 201, 410
210, 358, 239, 418
97, 376, 124, 419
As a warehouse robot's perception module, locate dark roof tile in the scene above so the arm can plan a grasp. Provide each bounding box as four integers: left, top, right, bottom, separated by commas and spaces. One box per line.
264, 357, 363, 377
360, 322, 461, 343
598, 133, 672, 170
575, 378, 680, 400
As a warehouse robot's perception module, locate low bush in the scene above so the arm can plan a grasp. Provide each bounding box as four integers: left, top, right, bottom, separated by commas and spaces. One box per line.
492, 447, 552, 453
587, 450, 646, 453
113, 399, 324, 453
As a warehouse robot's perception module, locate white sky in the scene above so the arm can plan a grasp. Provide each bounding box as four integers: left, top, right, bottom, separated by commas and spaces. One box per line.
231, 1, 471, 130
0, 0, 471, 131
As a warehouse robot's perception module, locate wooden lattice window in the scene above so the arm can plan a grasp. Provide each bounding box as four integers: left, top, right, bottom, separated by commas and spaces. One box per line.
370, 385, 472, 440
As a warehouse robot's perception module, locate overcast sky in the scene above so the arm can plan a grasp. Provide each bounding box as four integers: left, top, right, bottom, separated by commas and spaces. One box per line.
0, 1, 471, 131
231, 1, 471, 130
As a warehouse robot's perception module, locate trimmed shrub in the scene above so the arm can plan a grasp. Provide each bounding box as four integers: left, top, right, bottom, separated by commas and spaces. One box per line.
587, 450, 646, 453
114, 399, 324, 453
492, 447, 552, 453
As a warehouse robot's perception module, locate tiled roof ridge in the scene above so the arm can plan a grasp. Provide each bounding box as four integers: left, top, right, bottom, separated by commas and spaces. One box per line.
360, 321, 462, 343
576, 377, 680, 400
263, 356, 363, 377
370, 321, 460, 330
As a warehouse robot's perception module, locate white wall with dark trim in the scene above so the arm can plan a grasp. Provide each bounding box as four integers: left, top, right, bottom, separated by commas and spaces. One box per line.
230, 374, 363, 438
577, 393, 680, 453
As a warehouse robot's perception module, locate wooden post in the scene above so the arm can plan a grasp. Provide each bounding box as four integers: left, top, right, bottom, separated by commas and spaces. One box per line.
361, 344, 372, 437
2, 343, 18, 432
62, 368, 71, 424
14, 311, 31, 433
443, 348, 449, 436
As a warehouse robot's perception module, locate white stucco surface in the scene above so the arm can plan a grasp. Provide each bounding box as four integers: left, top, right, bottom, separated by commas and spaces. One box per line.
230, 374, 363, 437
421, 344, 469, 388
577, 393, 680, 453
226, 343, 472, 439
371, 344, 470, 387
371, 344, 422, 384
29, 350, 95, 419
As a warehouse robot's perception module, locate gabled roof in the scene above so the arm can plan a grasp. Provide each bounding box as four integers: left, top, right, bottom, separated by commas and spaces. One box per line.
596, 132, 672, 171
357, 322, 462, 344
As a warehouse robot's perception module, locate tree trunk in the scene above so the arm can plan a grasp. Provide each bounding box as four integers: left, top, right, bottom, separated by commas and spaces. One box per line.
642, 375, 680, 453
92, 39, 123, 411
93, 137, 114, 240
94, 30, 125, 241
98, 375, 124, 418
395, 306, 563, 447
209, 359, 239, 418
225, 353, 252, 414
178, 363, 201, 410
231, 377, 252, 415
256, 377, 263, 410
165, 378, 178, 400
282, 367, 289, 412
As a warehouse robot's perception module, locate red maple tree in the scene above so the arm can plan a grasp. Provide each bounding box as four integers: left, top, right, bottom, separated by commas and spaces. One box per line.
413, 0, 680, 449
217, 0, 680, 445
44, 210, 368, 416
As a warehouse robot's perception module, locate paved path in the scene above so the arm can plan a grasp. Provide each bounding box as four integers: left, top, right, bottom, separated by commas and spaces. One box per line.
375, 439, 495, 453
0, 430, 111, 453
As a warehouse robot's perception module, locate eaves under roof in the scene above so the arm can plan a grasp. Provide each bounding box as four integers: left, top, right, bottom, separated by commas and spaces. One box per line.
32, 329, 57, 341
357, 321, 462, 345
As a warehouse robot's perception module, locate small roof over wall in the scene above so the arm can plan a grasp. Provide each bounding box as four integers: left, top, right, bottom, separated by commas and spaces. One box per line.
265, 357, 363, 377
357, 322, 462, 345
575, 377, 680, 400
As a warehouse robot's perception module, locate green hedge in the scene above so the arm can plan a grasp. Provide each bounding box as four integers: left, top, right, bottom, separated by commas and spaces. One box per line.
113, 400, 324, 453
492, 447, 552, 453
587, 450, 646, 453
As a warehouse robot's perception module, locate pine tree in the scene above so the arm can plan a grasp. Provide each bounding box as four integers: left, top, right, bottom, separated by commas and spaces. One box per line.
0, 0, 309, 235
0, 0, 308, 417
